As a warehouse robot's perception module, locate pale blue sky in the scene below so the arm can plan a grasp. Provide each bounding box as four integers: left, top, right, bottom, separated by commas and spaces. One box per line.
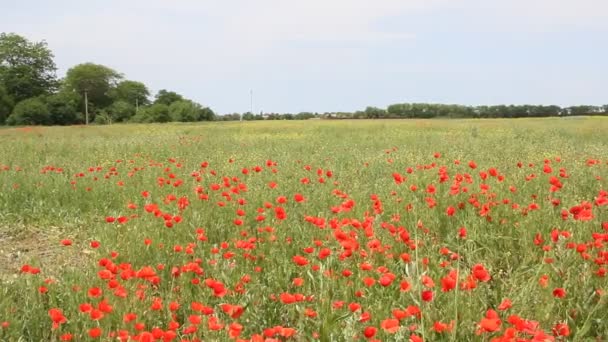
2, 0, 607, 114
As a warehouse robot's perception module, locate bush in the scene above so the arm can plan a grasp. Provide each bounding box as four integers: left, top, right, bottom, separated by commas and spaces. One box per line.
46, 92, 80, 125
0, 85, 14, 124
131, 103, 170, 123
199, 106, 215, 121
93, 111, 112, 125
107, 100, 135, 122
169, 100, 200, 122
6, 97, 50, 125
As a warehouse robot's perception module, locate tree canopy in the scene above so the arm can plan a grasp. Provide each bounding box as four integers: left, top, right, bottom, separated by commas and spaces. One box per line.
0, 33, 58, 103
154, 89, 184, 106
0, 85, 13, 124
46, 91, 80, 125
131, 103, 170, 123
63, 63, 122, 110
110, 80, 150, 107
107, 100, 135, 122
6, 96, 50, 125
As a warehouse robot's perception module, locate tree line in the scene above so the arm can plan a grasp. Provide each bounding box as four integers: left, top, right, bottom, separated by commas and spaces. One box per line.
0, 33, 215, 125
344, 103, 608, 119
219, 103, 608, 121
1, 32, 606, 126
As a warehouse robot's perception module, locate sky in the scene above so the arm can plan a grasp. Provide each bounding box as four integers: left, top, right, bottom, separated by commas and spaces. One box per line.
2, 0, 607, 114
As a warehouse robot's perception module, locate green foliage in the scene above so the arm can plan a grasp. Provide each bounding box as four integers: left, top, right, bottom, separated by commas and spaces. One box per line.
566, 105, 602, 116
353, 110, 366, 119
93, 111, 112, 125
0, 84, 13, 124
63, 63, 122, 110
46, 91, 80, 125
6, 97, 50, 125
374, 103, 605, 119
131, 103, 170, 123
0, 33, 222, 126
229, 104, 605, 121
221, 113, 242, 121
0, 33, 58, 102
364, 106, 386, 119
109, 80, 150, 106
107, 100, 135, 122
199, 106, 215, 121
169, 100, 201, 122
154, 89, 183, 106
295, 112, 316, 120
168, 100, 215, 122
266, 113, 282, 120
242, 112, 255, 121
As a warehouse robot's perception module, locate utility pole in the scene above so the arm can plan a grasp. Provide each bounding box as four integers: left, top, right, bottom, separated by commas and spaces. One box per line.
135, 97, 139, 114
84, 90, 89, 125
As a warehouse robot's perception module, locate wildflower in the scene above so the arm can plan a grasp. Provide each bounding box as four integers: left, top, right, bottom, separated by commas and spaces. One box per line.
552, 288, 566, 298
88, 327, 102, 338
381, 318, 400, 333
363, 326, 377, 339
472, 264, 491, 282
48, 308, 67, 329
498, 298, 512, 311
478, 309, 501, 334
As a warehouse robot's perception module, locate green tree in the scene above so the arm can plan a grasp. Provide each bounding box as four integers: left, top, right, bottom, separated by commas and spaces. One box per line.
131, 103, 170, 123
107, 100, 135, 122
0, 85, 13, 124
295, 112, 315, 120
6, 97, 50, 125
169, 100, 215, 122
0, 33, 58, 102
109, 80, 150, 109
199, 106, 215, 121
364, 106, 386, 119
93, 111, 112, 125
169, 100, 200, 122
566, 105, 595, 116
63, 63, 122, 116
46, 91, 80, 125
154, 89, 183, 106
221, 113, 240, 121
353, 110, 366, 119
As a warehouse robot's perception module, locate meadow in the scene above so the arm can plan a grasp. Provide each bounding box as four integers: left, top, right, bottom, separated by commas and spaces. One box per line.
0, 118, 607, 341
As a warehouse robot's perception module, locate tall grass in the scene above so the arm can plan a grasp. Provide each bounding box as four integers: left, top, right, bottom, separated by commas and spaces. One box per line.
0, 118, 607, 341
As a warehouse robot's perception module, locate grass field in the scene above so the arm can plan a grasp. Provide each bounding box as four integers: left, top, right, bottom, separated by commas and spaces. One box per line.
0, 118, 607, 341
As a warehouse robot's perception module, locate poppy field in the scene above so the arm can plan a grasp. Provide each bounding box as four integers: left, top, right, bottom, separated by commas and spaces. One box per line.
0, 118, 607, 341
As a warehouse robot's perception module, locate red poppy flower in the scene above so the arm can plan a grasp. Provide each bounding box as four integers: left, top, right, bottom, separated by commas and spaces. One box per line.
552, 288, 566, 298
472, 264, 491, 282
88, 327, 102, 338
380, 318, 400, 333
552, 322, 570, 336
292, 255, 309, 266
421, 290, 434, 302
48, 308, 67, 328
498, 298, 512, 311
363, 326, 377, 339
478, 309, 501, 333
